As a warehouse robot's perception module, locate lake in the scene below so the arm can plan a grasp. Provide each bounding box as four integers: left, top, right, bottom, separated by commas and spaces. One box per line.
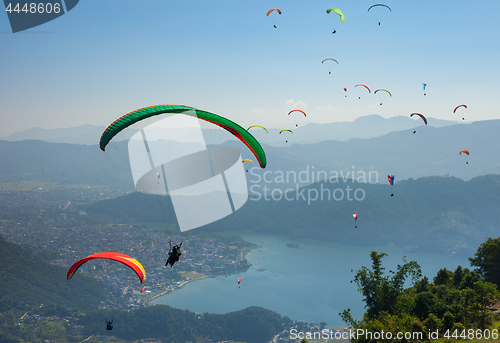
151, 232, 470, 327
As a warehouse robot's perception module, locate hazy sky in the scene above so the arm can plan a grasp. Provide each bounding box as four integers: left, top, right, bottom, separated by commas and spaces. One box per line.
1, 0, 499, 137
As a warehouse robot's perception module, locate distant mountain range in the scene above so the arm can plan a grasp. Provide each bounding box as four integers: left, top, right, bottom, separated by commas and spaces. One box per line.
0, 118, 497, 189
1, 115, 460, 146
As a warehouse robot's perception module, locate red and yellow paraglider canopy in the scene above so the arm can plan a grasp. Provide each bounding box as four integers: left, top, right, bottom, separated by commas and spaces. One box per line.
67, 252, 147, 284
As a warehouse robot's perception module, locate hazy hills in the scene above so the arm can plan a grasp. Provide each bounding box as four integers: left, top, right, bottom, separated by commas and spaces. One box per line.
0, 235, 109, 312
2, 114, 458, 146
83, 175, 500, 258
0, 118, 496, 190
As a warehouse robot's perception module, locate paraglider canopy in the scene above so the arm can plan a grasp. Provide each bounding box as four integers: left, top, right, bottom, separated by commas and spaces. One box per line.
67, 252, 147, 284
100, 104, 267, 168
247, 125, 268, 133
326, 8, 345, 23
453, 104, 467, 113
374, 89, 392, 96
388, 175, 395, 185
367, 4, 391, 12
355, 84, 371, 93
266, 8, 281, 16
321, 58, 338, 64
279, 129, 293, 134
353, 214, 358, 221
459, 150, 469, 156
288, 109, 307, 117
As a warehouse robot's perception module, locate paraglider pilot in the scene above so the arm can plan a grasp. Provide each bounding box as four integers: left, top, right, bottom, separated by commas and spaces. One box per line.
165, 241, 183, 267
106, 318, 113, 330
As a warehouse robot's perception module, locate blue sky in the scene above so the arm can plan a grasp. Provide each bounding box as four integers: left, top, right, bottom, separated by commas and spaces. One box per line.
1, 0, 499, 137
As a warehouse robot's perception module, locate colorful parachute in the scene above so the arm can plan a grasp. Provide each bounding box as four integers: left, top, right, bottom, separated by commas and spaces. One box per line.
247, 125, 268, 133
423, 83, 426, 90
459, 150, 469, 156
367, 4, 391, 12
100, 104, 267, 168
242, 159, 254, 164
288, 109, 306, 117
238, 278, 242, 284
374, 89, 392, 96
388, 175, 394, 185
67, 252, 146, 284
326, 8, 345, 23
279, 129, 293, 134
266, 8, 281, 16
140, 287, 145, 293
355, 84, 371, 93
322, 58, 338, 64
410, 113, 427, 125
156, 172, 161, 179
343, 88, 347, 92
353, 214, 358, 221
453, 105, 467, 113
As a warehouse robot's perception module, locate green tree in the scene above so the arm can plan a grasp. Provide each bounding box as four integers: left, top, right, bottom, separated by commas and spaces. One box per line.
351, 251, 421, 319
469, 237, 500, 288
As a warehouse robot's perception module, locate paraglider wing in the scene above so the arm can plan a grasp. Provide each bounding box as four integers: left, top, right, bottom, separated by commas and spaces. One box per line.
326, 8, 345, 23
288, 109, 307, 117
242, 159, 254, 164
410, 113, 427, 125
247, 125, 268, 133
388, 175, 394, 185
367, 4, 391, 12
459, 150, 470, 156
422, 83, 426, 90
355, 84, 371, 93
374, 89, 392, 96
100, 104, 267, 168
321, 58, 338, 64
266, 8, 281, 16
67, 252, 147, 284
140, 287, 145, 293
279, 129, 293, 134
238, 278, 242, 284
353, 214, 358, 221
453, 105, 467, 113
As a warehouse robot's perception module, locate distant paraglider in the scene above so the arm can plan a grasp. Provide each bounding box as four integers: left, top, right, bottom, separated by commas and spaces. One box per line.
374, 89, 391, 105
422, 83, 427, 96
355, 84, 371, 99
326, 8, 344, 34
460, 150, 470, 164
367, 4, 391, 25
247, 125, 268, 133
388, 175, 395, 196
280, 129, 293, 143
322, 58, 338, 74
288, 109, 307, 117
454, 104, 467, 120
267, 8, 281, 28
353, 213, 358, 228
106, 318, 113, 331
